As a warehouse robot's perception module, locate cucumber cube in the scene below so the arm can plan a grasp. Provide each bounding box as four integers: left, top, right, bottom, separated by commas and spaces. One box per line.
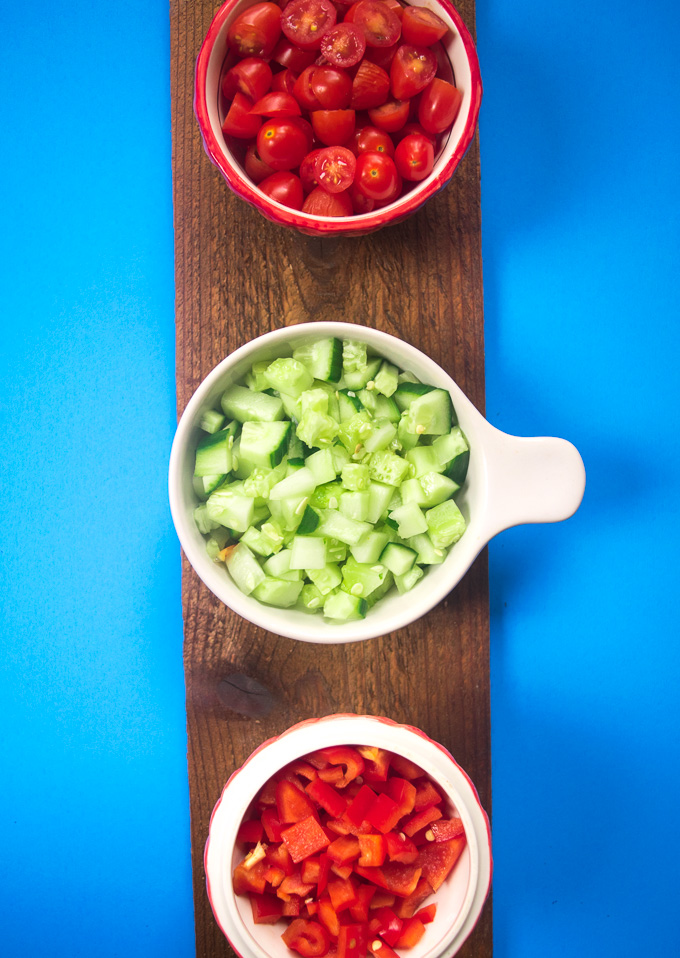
206, 485, 255, 532
221, 385, 284, 423
306, 447, 337, 485
426, 499, 466, 549
293, 338, 343, 383
368, 451, 410, 486
199, 409, 225, 434
290, 535, 327, 570
224, 543, 266, 595
350, 530, 390, 564
300, 583, 326, 612
339, 491, 370, 522
194, 424, 236, 477
374, 361, 399, 397
251, 577, 304, 608
395, 565, 425, 595
263, 358, 314, 398
341, 555, 389, 598
239, 420, 291, 469
323, 590, 368, 621
307, 562, 343, 595
341, 463, 370, 491
389, 501, 428, 538
363, 418, 397, 453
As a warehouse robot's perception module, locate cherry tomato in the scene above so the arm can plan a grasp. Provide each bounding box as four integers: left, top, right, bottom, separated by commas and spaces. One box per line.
300, 148, 324, 191
271, 68, 299, 94
394, 121, 436, 146
227, 2, 282, 58
289, 115, 315, 151
350, 60, 390, 110
373, 167, 402, 206
221, 58, 273, 102
311, 66, 353, 109
364, 41, 399, 72
345, 1, 401, 47
311, 108, 356, 145
281, 0, 338, 51
350, 180, 376, 214
381, 0, 404, 20
271, 37, 318, 72
222, 92, 263, 139
350, 125, 395, 156
257, 117, 311, 169
320, 23, 366, 68
394, 132, 434, 181
258, 170, 305, 209
302, 186, 353, 215
251, 92, 302, 116
293, 65, 323, 110
401, 7, 448, 46
353, 150, 399, 201
315, 146, 356, 193
418, 78, 462, 134
245, 142, 276, 183
390, 45, 437, 100
367, 97, 410, 132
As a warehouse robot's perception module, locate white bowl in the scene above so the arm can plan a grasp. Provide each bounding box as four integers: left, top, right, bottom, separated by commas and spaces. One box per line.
169, 322, 585, 642
204, 714, 492, 958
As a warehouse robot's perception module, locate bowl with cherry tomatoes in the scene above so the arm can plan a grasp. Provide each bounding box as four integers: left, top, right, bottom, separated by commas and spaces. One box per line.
205, 714, 492, 958
195, 0, 482, 235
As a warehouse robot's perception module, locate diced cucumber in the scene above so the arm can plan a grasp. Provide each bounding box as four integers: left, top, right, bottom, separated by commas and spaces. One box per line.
397, 416, 420, 451
206, 527, 231, 560
407, 532, 446, 565
199, 409, 225, 434
405, 446, 443, 478
299, 583, 326, 612
316, 510, 373, 545
243, 463, 287, 498
380, 542, 417, 576
368, 450, 410, 486
263, 549, 294, 578
350, 530, 390, 564
343, 357, 382, 390
221, 385, 284, 423
364, 571, 394, 609
339, 490, 370, 522
280, 392, 302, 422
287, 431, 305, 459
323, 590, 368, 621
337, 412, 373, 455
434, 427, 470, 484
307, 562, 343, 595
324, 537, 348, 563
395, 565, 424, 594
341, 463, 370, 491
341, 555, 389, 598
239, 420, 291, 469
394, 381, 435, 411
293, 338, 343, 382
337, 389, 364, 422
296, 505, 320, 535
373, 394, 401, 422
286, 458, 305, 476
401, 389, 453, 436
342, 340, 367, 374
206, 484, 255, 532
224, 542, 266, 595
374, 361, 399, 397
196, 474, 227, 498
263, 357, 314, 398
331, 444, 351, 473
296, 410, 338, 448
194, 422, 237, 477
363, 418, 397, 453
356, 386, 377, 414
310, 481, 344, 509
426, 499, 466, 549
268, 496, 308, 532
251, 576, 303, 608
366, 481, 395, 524
306, 447, 337, 485
290, 535, 326, 570
194, 503, 220, 535
418, 472, 460, 506
240, 520, 284, 557
269, 467, 317, 500
231, 436, 255, 479
400, 477, 428, 507
244, 361, 271, 391
389, 501, 428, 538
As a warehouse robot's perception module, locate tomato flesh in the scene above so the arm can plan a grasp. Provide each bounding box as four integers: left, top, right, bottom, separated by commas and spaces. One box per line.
311, 66, 353, 109
346, 0, 401, 47
390, 44, 437, 100
320, 23, 366, 68
281, 0, 338, 50
228, 2, 283, 57
222, 57, 273, 102
315, 146, 357, 193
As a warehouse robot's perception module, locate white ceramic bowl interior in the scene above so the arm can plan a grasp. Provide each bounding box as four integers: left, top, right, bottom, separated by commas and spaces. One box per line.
205, 714, 492, 958
169, 322, 585, 642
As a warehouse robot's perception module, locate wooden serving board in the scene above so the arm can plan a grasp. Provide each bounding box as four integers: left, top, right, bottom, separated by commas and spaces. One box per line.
170, 2, 491, 955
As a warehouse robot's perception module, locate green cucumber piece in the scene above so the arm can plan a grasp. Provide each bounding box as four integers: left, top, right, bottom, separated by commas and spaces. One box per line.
380, 542, 417, 576
251, 576, 304, 608
240, 520, 284, 557
268, 496, 309, 532
395, 565, 424, 595
374, 361, 399, 397
342, 340, 367, 374
363, 418, 397, 453
206, 484, 255, 532
331, 444, 351, 473
350, 530, 390, 564
263, 357, 314, 398
389, 501, 428, 538
194, 503, 220, 535
366, 481, 395, 524
418, 472, 460, 506
299, 583, 326, 612
323, 590, 368, 621
373, 394, 401, 422
221, 384, 284, 423
194, 422, 237, 477
339, 491, 370, 522
405, 446, 443, 478
394, 381, 435, 411
401, 389, 453, 436
341, 555, 389, 598
341, 463, 370, 491
296, 505, 321, 535
239, 420, 291, 469
244, 361, 271, 391
337, 412, 373, 455
426, 499, 466, 549
289, 535, 326, 570
316, 510, 373, 546
306, 447, 337, 485
199, 409, 225, 434
224, 542, 266, 595
307, 562, 343, 595
269, 467, 317, 500
296, 410, 338, 448
343, 357, 382, 390
293, 338, 343, 382
310, 481, 344, 509
323, 537, 348, 564
434, 427, 470, 485
243, 464, 287, 498
368, 450, 410, 486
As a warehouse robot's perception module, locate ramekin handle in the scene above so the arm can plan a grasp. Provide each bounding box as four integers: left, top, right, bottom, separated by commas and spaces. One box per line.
481, 428, 586, 539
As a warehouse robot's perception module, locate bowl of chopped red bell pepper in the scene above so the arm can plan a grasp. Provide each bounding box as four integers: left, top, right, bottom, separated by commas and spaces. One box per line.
205, 714, 491, 958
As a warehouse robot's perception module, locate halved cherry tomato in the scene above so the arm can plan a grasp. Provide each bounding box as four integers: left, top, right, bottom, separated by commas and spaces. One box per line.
367, 97, 410, 132
271, 36, 319, 71
351, 125, 395, 157
251, 91, 302, 115
222, 92, 263, 139
293, 65, 323, 110
281, 0, 338, 50
311, 66, 353, 109
401, 7, 448, 46
390, 44, 437, 100
258, 170, 305, 209
222, 57, 273, 102
353, 151, 399, 201
315, 146, 356, 192
418, 78, 463, 134
302, 185, 353, 215
350, 59, 390, 110
245, 142, 276, 183
299, 148, 324, 191
364, 40, 399, 71
320, 23, 366, 68
227, 2, 282, 58
311, 108, 356, 145
394, 132, 434, 181
272, 68, 299, 94
345, 1, 401, 47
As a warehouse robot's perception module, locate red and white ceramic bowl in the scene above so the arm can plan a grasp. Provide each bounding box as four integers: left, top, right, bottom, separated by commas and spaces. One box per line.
194, 0, 482, 236
205, 714, 492, 958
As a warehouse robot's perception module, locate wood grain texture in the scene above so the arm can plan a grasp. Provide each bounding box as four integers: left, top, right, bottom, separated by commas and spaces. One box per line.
170, 2, 491, 955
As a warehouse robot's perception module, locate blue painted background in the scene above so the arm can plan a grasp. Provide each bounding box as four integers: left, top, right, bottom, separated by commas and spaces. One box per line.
1, 0, 678, 955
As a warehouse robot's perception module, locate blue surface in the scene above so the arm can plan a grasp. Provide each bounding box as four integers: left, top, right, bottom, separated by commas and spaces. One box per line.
1, 0, 678, 956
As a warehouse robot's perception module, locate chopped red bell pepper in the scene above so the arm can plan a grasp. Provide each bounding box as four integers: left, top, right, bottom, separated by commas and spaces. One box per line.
282, 815, 331, 864
301, 856, 321, 884
311, 747, 365, 787
348, 881, 376, 921
280, 871, 316, 898
317, 852, 331, 897
306, 778, 348, 818
327, 875, 359, 913
367, 906, 403, 946
384, 832, 418, 864
266, 841, 295, 875
262, 807, 285, 843
233, 856, 269, 896
388, 755, 424, 781
393, 878, 433, 919
429, 818, 465, 842
358, 833, 387, 868
395, 917, 426, 949
238, 819, 265, 844
277, 780, 320, 824
286, 760, 321, 782
413, 780, 442, 811
385, 778, 416, 819
257, 776, 278, 807
365, 793, 402, 835
417, 835, 466, 891
264, 865, 286, 888
356, 746, 392, 782
318, 765, 346, 786
282, 918, 330, 957
414, 903, 436, 924
250, 892, 285, 924
331, 861, 354, 880
337, 922, 369, 958
283, 895, 303, 917
402, 806, 442, 838
368, 940, 399, 958
305, 900, 319, 917
326, 817, 353, 837
369, 890, 396, 910
318, 896, 341, 937
354, 863, 422, 899
345, 784, 378, 827
328, 835, 361, 865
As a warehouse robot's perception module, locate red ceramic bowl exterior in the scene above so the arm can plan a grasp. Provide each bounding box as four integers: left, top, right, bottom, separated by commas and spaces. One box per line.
195, 0, 482, 236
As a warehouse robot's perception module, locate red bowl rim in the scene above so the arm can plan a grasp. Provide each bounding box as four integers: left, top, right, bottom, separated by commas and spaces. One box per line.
194, 0, 483, 234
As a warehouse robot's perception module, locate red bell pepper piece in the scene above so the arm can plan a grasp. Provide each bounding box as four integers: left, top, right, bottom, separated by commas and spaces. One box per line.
385, 777, 416, 819
417, 835, 466, 891
337, 922, 369, 958
348, 882, 376, 921
282, 918, 330, 957
280, 871, 316, 898
282, 815, 331, 864
238, 819, 264, 844
285, 760, 320, 782
257, 776, 278, 807
301, 856, 322, 885
369, 890, 396, 909
395, 917, 426, 949
317, 852, 331, 896
318, 765, 346, 786
393, 878, 433, 919
305, 900, 319, 917
413, 780, 442, 811
249, 892, 285, 924
402, 805, 442, 838
283, 895, 303, 917
264, 864, 286, 888
318, 896, 341, 937
306, 778, 348, 818
327, 875, 359, 913
388, 754, 424, 780
266, 841, 295, 875
311, 747, 365, 787
368, 941, 399, 958
262, 807, 284, 843
344, 784, 378, 827
384, 832, 418, 864
354, 863, 422, 898
326, 817, 353, 837
330, 861, 354, 880
429, 818, 465, 842
365, 793, 402, 835
358, 833, 386, 868
233, 857, 269, 896
327, 835, 361, 865
356, 746, 392, 782
277, 780, 319, 824
415, 903, 436, 924
367, 907, 403, 946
